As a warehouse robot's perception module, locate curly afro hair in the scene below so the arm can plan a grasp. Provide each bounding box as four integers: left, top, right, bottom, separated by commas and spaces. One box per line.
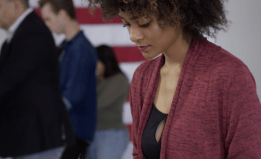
87, 0, 229, 42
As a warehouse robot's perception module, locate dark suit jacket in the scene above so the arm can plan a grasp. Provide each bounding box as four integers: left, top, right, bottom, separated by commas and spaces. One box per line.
0, 11, 76, 157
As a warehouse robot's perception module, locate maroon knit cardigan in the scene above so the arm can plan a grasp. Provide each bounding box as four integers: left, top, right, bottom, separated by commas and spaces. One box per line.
129, 38, 261, 159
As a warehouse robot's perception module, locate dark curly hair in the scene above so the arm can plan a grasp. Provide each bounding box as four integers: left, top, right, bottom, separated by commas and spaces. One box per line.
86, 0, 229, 42
96, 45, 124, 79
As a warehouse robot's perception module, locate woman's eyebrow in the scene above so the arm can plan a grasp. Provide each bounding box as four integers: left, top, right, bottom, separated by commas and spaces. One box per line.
118, 15, 139, 20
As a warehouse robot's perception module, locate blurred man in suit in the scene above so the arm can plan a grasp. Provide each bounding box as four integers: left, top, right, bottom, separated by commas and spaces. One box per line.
39, 0, 98, 158
0, 0, 76, 158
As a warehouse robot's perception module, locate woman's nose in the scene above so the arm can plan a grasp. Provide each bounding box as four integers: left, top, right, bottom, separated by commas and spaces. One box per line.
129, 28, 143, 43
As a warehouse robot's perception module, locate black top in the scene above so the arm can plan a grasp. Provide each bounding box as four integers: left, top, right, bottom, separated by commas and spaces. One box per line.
142, 103, 168, 159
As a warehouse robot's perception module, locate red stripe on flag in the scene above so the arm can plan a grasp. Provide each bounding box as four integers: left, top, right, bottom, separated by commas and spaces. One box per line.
35, 7, 135, 143
113, 46, 146, 63
34, 8, 123, 24
34, 8, 146, 62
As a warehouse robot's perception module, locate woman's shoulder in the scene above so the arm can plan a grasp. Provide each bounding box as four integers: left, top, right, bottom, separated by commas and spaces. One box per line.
104, 73, 129, 85
203, 42, 255, 88
210, 45, 250, 76
113, 73, 128, 82
195, 39, 248, 74
97, 73, 129, 92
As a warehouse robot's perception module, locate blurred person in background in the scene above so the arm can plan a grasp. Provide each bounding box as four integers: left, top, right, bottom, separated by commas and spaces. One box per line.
0, 0, 76, 158
87, 45, 129, 159
39, 0, 97, 158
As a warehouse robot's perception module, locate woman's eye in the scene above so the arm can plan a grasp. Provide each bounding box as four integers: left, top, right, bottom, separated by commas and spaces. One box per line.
123, 24, 131, 28
139, 22, 150, 28
123, 22, 151, 28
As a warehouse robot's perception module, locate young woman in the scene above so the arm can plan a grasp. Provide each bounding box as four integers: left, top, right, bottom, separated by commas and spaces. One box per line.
87, 0, 261, 158
87, 45, 129, 159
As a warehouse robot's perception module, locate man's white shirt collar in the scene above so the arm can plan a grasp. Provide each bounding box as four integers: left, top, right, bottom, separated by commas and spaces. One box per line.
6, 8, 33, 43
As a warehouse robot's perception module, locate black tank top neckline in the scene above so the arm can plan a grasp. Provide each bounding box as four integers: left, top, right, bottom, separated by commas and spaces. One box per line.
142, 103, 168, 159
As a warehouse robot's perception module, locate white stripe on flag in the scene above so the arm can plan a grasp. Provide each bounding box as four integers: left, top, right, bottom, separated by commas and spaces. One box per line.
81, 24, 134, 47
119, 62, 144, 84
29, 0, 91, 8
122, 102, 132, 124
52, 24, 134, 47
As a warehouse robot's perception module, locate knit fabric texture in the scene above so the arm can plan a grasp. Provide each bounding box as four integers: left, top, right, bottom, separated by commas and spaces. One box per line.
129, 38, 261, 159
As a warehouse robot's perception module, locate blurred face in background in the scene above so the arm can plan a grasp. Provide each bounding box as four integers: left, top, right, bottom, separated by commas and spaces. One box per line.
41, 3, 65, 34
96, 60, 105, 78
0, 0, 18, 30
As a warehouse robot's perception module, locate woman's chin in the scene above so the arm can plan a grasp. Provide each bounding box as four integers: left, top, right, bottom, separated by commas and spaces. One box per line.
141, 52, 162, 60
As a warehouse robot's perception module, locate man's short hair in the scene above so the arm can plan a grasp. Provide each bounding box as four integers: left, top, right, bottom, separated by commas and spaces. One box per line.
39, 0, 77, 20
6, 0, 29, 8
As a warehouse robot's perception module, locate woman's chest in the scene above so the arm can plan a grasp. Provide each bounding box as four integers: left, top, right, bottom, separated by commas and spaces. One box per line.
154, 74, 180, 114
140, 82, 226, 158
156, 96, 226, 159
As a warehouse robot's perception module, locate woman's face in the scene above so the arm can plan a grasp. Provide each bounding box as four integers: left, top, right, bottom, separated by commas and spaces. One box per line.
96, 60, 105, 77
118, 10, 183, 60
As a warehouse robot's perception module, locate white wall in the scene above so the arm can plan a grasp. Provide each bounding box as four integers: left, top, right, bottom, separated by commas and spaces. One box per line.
214, 0, 261, 99
0, 0, 261, 99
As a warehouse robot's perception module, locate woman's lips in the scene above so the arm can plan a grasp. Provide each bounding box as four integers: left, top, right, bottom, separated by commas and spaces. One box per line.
138, 46, 150, 51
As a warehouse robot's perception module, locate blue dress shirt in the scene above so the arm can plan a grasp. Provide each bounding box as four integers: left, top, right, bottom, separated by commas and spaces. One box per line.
59, 30, 97, 142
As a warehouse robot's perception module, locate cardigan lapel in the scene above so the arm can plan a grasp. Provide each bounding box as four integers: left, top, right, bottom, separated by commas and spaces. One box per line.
135, 38, 208, 159
159, 38, 208, 159
137, 54, 165, 158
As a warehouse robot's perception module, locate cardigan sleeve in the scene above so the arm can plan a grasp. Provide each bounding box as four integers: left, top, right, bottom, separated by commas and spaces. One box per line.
129, 60, 152, 159
129, 80, 139, 159
225, 65, 261, 158
129, 63, 147, 159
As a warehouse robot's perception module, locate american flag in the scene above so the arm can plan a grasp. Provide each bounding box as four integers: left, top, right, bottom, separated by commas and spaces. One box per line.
32, 0, 141, 158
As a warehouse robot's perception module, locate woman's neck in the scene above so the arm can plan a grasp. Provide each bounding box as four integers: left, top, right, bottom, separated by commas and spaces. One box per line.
162, 35, 191, 74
